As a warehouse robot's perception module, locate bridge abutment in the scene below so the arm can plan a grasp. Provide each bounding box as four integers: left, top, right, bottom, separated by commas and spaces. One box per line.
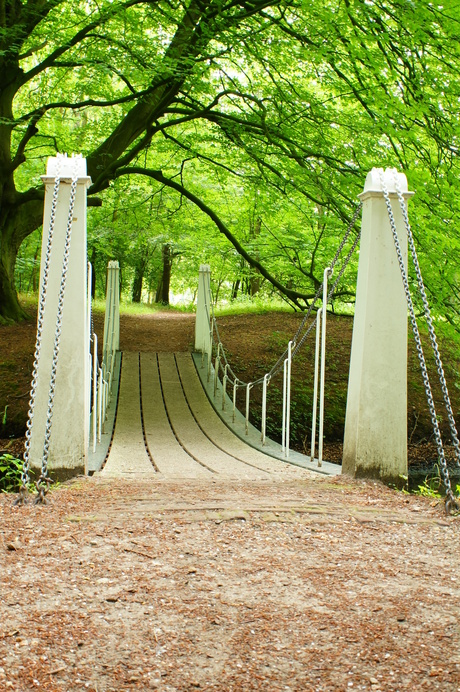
29, 154, 92, 481
343, 168, 414, 485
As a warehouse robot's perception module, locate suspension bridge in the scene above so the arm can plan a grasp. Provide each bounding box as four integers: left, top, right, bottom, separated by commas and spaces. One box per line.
16, 155, 460, 511
93, 351, 333, 480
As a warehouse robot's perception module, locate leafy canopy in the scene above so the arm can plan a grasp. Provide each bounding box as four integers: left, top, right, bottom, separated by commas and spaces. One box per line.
1, 0, 459, 323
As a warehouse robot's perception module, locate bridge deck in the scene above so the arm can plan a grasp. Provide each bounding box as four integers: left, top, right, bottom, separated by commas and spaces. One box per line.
99, 352, 339, 479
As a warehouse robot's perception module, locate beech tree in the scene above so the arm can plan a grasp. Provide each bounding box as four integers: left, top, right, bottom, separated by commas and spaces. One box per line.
1, 0, 459, 321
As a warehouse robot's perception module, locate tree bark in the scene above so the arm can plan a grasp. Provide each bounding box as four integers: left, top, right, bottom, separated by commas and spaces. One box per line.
0, 198, 43, 322
30, 241, 41, 294
249, 216, 261, 296
231, 279, 240, 301
155, 243, 173, 305
132, 264, 144, 302
90, 246, 97, 299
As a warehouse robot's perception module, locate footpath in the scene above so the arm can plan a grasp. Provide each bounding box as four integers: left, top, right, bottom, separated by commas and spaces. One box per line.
0, 474, 459, 691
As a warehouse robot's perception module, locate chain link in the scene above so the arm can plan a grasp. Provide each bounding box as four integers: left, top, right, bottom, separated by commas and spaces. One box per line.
294, 230, 361, 356
88, 261, 94, 341
15, 160, 63, 505
35, 161, 79, 504
393, 177, 460, 469
379, 171, 458, 513
265, 204, 363, 380
208, 203, 363, 390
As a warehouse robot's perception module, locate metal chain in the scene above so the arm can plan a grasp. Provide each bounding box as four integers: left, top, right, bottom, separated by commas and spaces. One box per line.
88, 261, 94, 341
208, 203, 363, 389
379, 171, 458, 512
393, 176, 460, 469
35, 163, 79, 504
15, 160, 63, 505
291, 203, 363, 347
264, 203, 363, 380
91, 312, 95, 342
208, 298, 242, 385
293, 230, 361, 356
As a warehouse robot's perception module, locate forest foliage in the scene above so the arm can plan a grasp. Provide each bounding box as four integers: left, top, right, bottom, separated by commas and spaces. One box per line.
1, 0, 459, 332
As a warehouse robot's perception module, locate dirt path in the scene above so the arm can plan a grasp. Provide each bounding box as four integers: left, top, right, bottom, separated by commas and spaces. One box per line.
1, 475, 459, 691
1, 307, 459, 690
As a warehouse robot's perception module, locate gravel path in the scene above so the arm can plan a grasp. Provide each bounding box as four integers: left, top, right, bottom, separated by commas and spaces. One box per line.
1, 475, 459, 691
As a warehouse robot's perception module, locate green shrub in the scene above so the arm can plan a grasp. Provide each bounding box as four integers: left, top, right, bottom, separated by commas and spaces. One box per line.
0, 454, 24, 493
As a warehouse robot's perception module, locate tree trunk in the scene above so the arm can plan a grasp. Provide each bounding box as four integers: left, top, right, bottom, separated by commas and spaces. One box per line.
156, 243, 173, 305
249, 216, 261, 296
161, 243, 173, 305
131, 245, 151, 303
0, 199, 43, 322
0, 253, 26, 322
231, 279, 240, 300
155, 276, 163, 304
30, 241, 41, 294
90, 246, 96, 299
132, 264, 144, 302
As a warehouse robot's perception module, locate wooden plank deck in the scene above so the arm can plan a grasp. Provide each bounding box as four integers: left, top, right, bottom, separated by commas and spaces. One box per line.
100, 352, 332, 481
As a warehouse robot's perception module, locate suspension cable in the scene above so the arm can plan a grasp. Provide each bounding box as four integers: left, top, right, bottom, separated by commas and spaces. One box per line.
393, 177, 460, 470
16, 159, 63, 505
259, 204, 363, 381
207, 203, 363, 391
380, 171, 458, 513
35, 160, 80, 504
199, 207, 361, 468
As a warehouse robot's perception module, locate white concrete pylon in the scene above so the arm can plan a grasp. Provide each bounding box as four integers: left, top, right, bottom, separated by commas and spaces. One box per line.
29, 154, 92, 480
342, 167, 414, 484
195, 264, 212, 359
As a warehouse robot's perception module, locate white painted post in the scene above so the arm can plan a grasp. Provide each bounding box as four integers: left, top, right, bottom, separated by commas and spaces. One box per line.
310, 308, 322, 463
29, 154, 92, 479
112, 263, 120, 352
318, 267, 331, 468
103, 260, 120, 371
343, 168, 414, 484
195, 264, 212, 361
86, 261, 92, 452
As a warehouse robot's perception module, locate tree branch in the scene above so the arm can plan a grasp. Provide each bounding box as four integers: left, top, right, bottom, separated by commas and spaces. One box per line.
112, 166, 321, 307
18, 0, 147, 87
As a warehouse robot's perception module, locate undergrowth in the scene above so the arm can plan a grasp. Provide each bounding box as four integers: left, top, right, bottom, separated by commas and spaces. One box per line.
214, 297, 294, 317
0, 453, 24, 493
402, 465, 460, 500
0, 453, 62, 495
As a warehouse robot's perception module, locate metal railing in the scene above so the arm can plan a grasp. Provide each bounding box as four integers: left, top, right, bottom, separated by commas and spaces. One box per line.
89, 260, 120, 453
196, 206, 362, 464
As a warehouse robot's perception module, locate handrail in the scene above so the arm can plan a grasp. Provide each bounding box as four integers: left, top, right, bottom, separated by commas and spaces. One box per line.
200, 204, 362, 463
90, 260, 120, 453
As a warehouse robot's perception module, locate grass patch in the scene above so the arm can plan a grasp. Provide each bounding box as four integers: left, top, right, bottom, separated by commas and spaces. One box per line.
91, 298, 195, 316
214, 296, 295, 317
17, 293, 39, 312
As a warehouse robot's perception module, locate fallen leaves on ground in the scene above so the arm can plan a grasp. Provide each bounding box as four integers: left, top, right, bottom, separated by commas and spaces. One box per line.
1, 474, 459, 691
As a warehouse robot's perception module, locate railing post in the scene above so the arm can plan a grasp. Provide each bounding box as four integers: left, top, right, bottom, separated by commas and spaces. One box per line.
86, 261, 92, 452
318, 268, 331, 468
282, 341, 293, 458
195, 264, 212, 363
103, 260, 120, 371
343, 168, 414, 484
310, 309, 322, 463
28, 154, 92, 480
